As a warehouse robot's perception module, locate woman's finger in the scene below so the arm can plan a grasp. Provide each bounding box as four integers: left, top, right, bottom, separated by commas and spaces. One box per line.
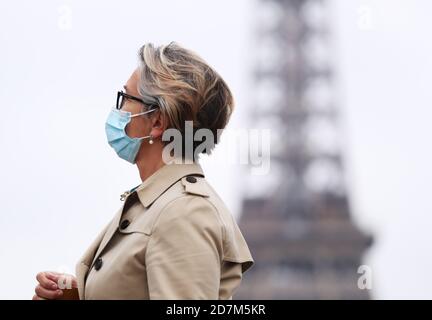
47, 273, 78, 289
35, 284, 63, 300
36, 272, 58, 290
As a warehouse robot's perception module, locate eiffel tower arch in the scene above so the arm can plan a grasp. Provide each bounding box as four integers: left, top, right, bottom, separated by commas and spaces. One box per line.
236, 0, 373, 299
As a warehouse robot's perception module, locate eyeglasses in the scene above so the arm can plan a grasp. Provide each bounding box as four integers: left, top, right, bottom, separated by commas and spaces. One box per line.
116, 90, 158, 111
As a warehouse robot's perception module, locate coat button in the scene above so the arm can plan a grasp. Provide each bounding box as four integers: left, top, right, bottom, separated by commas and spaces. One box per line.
94, 257, 103, 271
120, 219, 130, 230
186, 176, 197, 183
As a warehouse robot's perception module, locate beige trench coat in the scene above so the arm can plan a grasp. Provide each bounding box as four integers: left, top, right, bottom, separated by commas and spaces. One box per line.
75, 161, 254, 299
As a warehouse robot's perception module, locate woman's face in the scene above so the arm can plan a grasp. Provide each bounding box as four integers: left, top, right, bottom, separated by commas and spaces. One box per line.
122, 68, 154, 139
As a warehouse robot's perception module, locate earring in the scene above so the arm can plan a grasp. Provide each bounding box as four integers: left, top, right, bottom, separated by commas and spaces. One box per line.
149, 135, 154, 145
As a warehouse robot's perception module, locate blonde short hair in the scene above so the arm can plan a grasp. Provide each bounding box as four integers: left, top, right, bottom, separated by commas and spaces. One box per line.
137, 41, 234, 159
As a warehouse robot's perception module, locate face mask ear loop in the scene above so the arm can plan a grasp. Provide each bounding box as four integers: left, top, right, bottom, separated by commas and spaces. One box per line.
129, 108, 157, 142
137, 133, 154, 143
129, 108, 157, 118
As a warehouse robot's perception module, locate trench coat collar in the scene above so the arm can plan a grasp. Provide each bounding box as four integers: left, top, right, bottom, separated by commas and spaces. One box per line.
135, 157, 205, 208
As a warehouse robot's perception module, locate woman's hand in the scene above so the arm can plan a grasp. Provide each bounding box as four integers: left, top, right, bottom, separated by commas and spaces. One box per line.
33, 271, 78, 300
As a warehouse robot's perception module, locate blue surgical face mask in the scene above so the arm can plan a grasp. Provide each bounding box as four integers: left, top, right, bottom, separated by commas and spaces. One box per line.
105, 107, 156, 164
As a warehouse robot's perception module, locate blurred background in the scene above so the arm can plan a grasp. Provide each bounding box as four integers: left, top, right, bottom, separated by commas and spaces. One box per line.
0, 0, 431, 299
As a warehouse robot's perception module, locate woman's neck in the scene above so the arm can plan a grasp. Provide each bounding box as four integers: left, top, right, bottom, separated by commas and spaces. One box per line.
135, 152, 166, 182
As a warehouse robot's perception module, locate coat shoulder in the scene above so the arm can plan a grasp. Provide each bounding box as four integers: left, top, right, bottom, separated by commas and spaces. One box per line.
177, 175, 255, 273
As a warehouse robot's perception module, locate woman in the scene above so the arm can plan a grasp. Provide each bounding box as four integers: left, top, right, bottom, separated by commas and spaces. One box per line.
33, 42, 254, 300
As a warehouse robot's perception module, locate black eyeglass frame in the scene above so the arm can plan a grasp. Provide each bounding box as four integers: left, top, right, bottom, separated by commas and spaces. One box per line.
116, 90, 158, 111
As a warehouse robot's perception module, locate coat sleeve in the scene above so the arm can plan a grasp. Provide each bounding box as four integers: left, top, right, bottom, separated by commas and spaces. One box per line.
218, 261, 242, 299
145, 196, 224, 299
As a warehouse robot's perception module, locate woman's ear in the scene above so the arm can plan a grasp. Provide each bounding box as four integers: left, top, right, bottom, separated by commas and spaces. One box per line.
150, 110, 166, 139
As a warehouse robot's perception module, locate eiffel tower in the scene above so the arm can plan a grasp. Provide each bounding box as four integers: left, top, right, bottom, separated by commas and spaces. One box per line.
235, 0, 373, 299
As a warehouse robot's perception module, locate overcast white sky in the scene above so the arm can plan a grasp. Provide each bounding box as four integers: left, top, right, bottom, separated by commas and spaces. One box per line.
0, 0, 430, 299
